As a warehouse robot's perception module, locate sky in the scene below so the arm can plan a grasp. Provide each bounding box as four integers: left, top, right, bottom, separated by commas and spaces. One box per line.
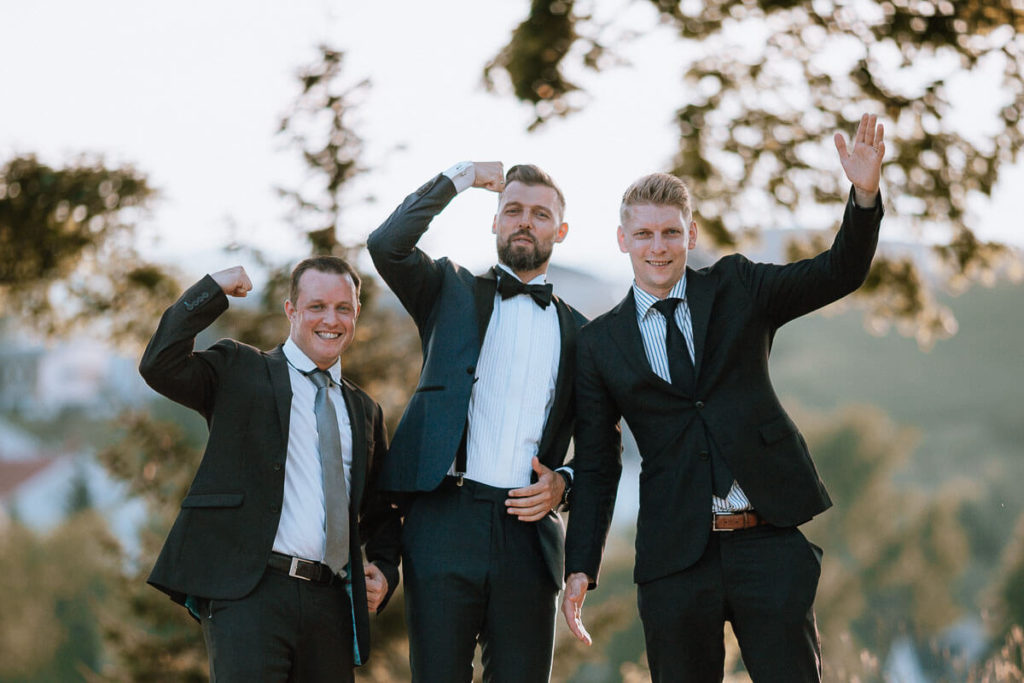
2, 0, 1022, 292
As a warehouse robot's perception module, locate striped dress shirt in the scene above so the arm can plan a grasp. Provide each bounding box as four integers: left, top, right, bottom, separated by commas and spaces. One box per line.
632, 278, 752, 512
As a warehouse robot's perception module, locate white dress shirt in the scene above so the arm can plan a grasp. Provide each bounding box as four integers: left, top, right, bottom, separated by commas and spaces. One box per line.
273, 338, 354, 561
463, 264, 562, 488
443, 162, 568, 488
632, 278, 752, 512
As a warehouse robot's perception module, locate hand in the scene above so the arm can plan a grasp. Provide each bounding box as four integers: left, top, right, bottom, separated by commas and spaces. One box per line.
506, 457, 565, 522
364, 562, 389, 612
210, 266, 253, 298
834, 113, 885, 198
561, 573, 593, 645
472, 161, 505, 192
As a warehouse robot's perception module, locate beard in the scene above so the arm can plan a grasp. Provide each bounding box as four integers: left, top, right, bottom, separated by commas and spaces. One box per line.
497, 230, 552, 273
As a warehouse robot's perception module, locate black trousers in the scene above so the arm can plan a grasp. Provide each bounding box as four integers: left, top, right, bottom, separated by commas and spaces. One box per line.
200, 569, 355, 682
402, 477, 558, 683
637, 524, 823, 683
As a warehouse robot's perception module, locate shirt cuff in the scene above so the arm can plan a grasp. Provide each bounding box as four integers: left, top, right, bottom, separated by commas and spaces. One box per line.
853, 186, 879, 209
555, 466, 573, 486
443, 161, 475, 193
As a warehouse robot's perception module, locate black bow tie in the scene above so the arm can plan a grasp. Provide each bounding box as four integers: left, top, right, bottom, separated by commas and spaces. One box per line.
497, 274, 553, 309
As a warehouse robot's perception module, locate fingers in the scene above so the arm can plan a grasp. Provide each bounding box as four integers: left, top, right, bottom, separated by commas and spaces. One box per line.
472, 161, 505, 192
210, 266, 252, 298
364, 564, 387, 612
833, 132, 847, 159
561, 576, 593, 645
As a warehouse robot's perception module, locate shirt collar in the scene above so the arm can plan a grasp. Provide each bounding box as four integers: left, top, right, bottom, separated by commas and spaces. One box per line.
496, 263, 547, 286
282, 337, 342, 384
632, 274, 688, 321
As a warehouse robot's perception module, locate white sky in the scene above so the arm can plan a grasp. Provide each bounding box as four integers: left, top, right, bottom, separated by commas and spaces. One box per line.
2, 0, 1021, 289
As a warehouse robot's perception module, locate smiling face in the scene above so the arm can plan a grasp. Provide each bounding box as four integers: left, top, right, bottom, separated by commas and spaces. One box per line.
493, 180, 568, 282
617, 203, 698, 299
284, 269, 360, 370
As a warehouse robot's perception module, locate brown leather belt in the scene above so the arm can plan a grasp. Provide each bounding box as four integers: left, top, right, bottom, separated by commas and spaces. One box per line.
712, 510, 769, 532
267, 551, 345, 584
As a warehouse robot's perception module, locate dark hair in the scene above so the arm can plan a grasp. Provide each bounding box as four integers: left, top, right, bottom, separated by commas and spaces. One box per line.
504, 164, 566, 219
288, 255, 361, 305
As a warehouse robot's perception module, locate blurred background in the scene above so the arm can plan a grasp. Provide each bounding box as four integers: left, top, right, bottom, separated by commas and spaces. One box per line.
1, 1, 1023, 680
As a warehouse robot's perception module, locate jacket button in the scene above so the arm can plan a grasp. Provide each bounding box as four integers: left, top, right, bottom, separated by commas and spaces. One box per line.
466, 366, 475, 375
273, 463, 282, 472
699, 450, 709, 460
270, 504, 280, 513
695, 400, 705, 409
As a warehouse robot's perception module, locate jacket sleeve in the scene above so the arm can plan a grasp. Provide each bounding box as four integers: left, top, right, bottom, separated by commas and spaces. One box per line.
138, 275, 233, 419
563, 325, 623, 589
359, 401, 402, 612
366, 173, 460, 330
738, 187, 884, 329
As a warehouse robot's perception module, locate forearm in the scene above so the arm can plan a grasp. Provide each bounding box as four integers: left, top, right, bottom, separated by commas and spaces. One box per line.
139, 276, 229, 414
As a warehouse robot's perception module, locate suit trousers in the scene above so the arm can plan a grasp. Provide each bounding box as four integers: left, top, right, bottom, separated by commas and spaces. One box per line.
402, 477, 558, 683
199, 569, 355, 683
637, 524, 823, 683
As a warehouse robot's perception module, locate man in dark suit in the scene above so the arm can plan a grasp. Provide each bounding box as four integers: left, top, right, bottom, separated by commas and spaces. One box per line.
560, 114, 887, 681
368, 162, 587, 682
139, 256, 401, 681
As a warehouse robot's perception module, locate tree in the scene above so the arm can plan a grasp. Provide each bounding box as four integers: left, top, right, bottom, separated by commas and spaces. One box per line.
486, 0, 1024, 345
0, 155, 180, 346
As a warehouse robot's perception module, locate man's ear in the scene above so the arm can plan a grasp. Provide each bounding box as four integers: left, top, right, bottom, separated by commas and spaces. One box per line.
555, 222, 569, 243
492, 215, 498, 235
617, 226, 628, 254
688, 221, 698, 250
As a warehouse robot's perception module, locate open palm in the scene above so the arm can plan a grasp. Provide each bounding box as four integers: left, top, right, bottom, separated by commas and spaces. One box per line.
834, 113, 885, 194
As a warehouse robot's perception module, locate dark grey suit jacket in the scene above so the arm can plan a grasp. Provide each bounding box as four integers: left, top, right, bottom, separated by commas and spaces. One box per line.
139, 275, 401, 665
566, 190, 884, 588
367, 173, 587, 587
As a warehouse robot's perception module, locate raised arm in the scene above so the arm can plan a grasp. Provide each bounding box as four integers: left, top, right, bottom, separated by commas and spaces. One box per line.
138, 266, 253, 418
366, 162, 504, 328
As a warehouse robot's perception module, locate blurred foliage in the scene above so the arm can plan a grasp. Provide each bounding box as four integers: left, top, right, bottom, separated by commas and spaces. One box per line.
800, 404, 972, 679
0, 511, 119, 682
0, 155, 181, 347
487, 0, 1024, 345
91, 413, 209, 681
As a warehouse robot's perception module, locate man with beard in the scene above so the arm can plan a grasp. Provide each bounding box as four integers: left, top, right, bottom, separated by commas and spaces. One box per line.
368, 162, 587, 682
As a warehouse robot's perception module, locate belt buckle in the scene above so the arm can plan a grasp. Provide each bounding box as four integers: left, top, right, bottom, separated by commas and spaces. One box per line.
289, 556, 313, 581
713, 513, 736, 532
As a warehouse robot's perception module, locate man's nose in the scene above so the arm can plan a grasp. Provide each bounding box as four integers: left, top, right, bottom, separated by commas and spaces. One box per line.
651, 233, 666, 251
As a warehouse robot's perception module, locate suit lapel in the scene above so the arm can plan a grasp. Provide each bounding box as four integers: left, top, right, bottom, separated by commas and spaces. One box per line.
685, 267, 715, 378
266, 346, 292, 442
341, 381, 368, 509
607, 289, 682, 394
536, 296, 577, 460
474, 267, 499, 344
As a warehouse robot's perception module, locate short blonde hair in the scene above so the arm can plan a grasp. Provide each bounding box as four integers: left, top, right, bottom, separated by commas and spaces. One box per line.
620, 173, 692, 224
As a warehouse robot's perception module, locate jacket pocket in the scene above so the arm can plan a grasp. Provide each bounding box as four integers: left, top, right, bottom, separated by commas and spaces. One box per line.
181, 492, 245, 508
414, 385, 444, 393
758, 414, 797, 445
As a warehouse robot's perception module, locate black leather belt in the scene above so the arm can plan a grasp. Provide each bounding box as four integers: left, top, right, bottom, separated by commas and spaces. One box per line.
267, 551, 345, 584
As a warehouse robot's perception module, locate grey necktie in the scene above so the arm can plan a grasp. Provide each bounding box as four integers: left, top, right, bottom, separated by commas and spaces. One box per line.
306, 369, 350, 575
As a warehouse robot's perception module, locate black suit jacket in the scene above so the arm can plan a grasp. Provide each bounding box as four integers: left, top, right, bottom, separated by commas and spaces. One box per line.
367, 173, 587, 587
139, 275, 401, 665
565, 190, 884, 588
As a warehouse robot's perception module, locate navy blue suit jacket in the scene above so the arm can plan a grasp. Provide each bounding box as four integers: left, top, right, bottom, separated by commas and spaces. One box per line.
367, 173, 587, 587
